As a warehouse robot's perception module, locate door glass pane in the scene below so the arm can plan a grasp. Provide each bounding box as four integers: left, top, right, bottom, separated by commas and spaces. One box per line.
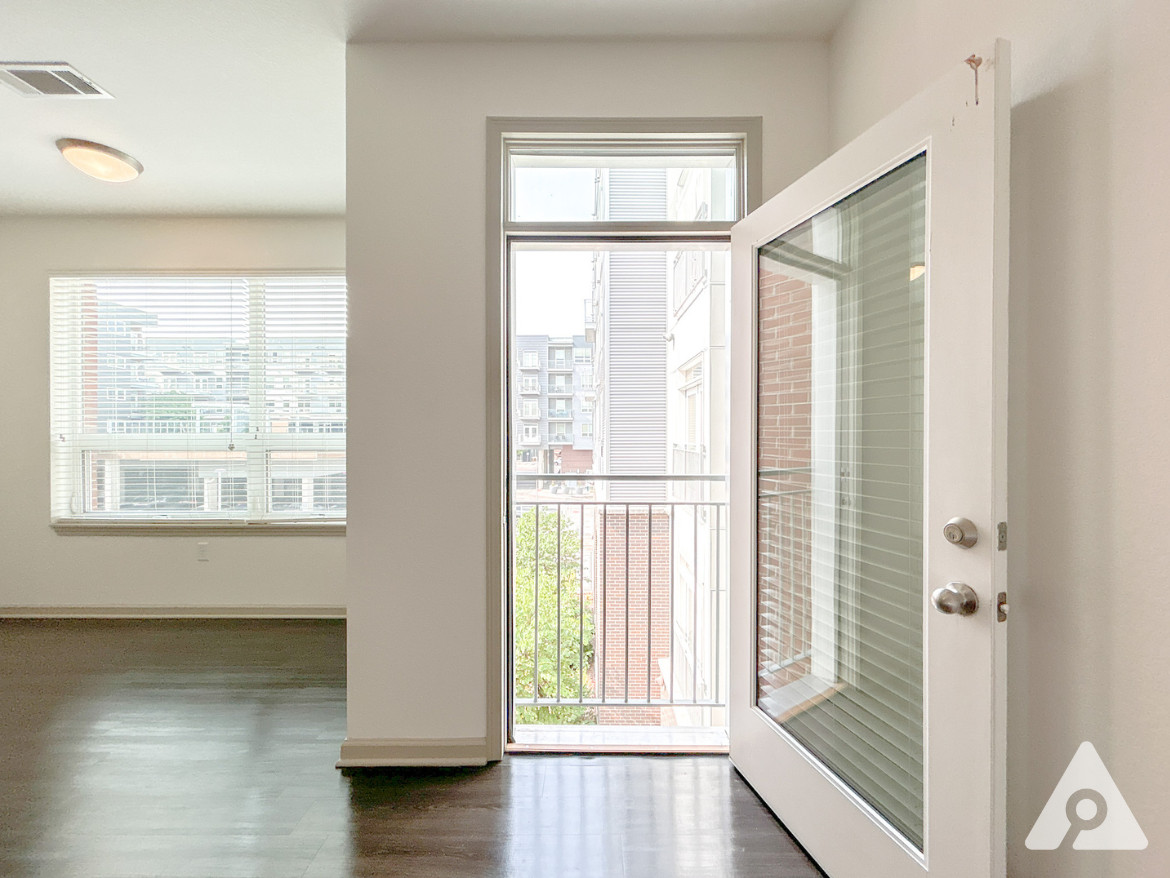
756, 154, 926, 848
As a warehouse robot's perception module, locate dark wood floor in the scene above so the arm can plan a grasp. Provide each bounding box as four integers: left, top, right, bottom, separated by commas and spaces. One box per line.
0, 619, 824, 878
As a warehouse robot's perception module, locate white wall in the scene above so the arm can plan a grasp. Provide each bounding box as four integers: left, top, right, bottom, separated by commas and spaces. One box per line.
345, 40, 830, 745
831, 2, 1169, 875
0, 216, 347, 613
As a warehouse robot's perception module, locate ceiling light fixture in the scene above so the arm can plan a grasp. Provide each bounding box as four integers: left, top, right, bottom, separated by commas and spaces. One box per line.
56, 138, 143, 182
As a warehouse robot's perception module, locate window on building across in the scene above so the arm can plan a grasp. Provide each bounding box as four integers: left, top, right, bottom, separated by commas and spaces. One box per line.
548, 347, 571, 369
50, 274, 347, 525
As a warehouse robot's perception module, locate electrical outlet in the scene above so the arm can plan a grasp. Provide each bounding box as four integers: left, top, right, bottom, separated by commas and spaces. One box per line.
196, 541, 209, 562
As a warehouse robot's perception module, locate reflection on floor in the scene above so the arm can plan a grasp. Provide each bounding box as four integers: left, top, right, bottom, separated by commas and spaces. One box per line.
0, 619, 823, 878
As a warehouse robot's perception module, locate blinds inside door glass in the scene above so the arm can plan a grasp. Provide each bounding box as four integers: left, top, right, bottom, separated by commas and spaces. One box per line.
756, 155, 927, 848
50, 275, 347, 522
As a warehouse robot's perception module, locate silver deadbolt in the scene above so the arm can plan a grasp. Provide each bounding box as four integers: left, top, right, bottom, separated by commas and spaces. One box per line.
943, 516, 978, 548
931, 582, 979, 616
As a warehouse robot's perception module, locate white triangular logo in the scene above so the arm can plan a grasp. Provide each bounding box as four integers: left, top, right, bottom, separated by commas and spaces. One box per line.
1025, 741, 1147, 850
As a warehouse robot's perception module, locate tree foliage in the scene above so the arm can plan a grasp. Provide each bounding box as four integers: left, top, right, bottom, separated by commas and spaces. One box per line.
144, 391, 195, 421
513, 505, 596, 725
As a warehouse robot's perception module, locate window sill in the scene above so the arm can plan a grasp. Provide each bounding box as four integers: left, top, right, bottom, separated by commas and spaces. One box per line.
51, 520, 346, 536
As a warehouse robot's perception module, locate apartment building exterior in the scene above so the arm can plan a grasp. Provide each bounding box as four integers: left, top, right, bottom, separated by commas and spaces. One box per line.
512, 333, 594, 477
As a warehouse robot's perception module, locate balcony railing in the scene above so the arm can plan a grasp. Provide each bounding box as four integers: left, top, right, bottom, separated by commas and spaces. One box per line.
756, 467, 815, 708
671, 444, 706, 501
511, 473, 735, 728
672, 443, 703, 475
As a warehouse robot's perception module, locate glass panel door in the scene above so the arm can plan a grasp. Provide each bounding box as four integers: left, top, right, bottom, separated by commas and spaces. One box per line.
755, 154, 927, 847
730, 41, 1008, 878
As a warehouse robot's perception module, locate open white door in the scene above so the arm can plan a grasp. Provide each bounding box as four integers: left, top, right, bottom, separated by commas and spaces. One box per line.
729, 42, 1009, 877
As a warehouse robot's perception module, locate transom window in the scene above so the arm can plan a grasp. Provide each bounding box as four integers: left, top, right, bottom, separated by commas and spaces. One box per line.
50, 274, 346, 525
508, 141, 740, 223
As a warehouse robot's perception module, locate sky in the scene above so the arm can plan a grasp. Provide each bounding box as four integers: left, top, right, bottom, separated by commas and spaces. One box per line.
511, 168, 596, 338
513, 250, 592, 337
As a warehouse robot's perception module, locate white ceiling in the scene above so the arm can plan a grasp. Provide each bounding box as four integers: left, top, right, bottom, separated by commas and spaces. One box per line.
0, 0, 852, 216
348, 0, 854, 42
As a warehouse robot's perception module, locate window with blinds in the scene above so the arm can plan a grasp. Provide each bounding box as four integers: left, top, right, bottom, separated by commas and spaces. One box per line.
50, 274, 347, 525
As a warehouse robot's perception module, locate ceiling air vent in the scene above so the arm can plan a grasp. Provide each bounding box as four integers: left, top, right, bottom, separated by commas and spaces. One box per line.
0, 62, 112, 98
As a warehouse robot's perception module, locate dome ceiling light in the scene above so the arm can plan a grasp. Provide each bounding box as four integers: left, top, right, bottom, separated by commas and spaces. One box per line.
56, 138, 143, 182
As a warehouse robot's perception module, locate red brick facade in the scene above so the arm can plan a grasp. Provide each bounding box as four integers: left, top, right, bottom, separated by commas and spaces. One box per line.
594, 507, 672, 725
555, 446, 594, 474
756, 266, 815, 701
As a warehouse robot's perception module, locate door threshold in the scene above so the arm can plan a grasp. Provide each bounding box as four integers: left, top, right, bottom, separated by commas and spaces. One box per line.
507, 742, 729, 755
509, 724, 728, 754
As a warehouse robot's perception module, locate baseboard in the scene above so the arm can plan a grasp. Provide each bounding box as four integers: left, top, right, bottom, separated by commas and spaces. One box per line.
336, 737, 490, 768
0, 605, 346, 619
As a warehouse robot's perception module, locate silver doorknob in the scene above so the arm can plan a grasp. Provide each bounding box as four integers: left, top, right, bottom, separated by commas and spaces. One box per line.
943, 517, 978, 548
931, 582, 979, 616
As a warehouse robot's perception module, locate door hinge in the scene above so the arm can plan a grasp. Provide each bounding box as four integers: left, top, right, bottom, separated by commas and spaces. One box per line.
997, 521, 1008, 551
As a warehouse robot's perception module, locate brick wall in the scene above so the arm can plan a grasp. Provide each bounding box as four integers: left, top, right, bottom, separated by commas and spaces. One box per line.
595, 506, 672, 725
756, 266, 815, 701
556, 446, 594, 473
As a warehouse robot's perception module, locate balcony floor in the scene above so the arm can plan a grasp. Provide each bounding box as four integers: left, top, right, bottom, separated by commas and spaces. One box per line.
511, 724, 728, 754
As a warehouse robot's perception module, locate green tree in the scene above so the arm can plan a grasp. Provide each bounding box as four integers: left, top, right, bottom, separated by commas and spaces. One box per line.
144, 391, 195, 422
513, 505, 596, 725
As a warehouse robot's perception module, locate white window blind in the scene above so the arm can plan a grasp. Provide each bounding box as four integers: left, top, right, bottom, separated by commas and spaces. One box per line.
755, 155, 927, 847
50, 274, 347, 524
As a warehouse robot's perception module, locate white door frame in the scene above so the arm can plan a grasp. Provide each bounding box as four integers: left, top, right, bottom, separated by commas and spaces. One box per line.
485, 117, 763, 757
